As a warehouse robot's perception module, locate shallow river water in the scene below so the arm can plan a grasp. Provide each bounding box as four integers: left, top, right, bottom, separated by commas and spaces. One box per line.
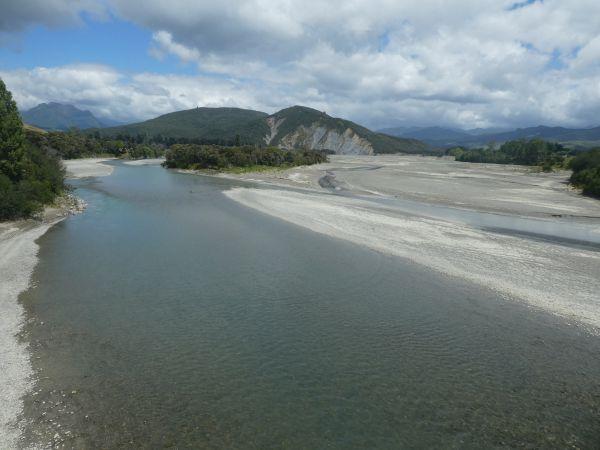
20, 162, 600, 448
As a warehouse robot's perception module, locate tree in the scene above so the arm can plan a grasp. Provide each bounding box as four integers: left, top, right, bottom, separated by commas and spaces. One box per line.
0, 79, 26, 182
0, 78, 65, 220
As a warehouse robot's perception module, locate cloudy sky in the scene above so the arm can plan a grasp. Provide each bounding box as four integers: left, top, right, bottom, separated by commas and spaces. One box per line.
1, 0, 599, 130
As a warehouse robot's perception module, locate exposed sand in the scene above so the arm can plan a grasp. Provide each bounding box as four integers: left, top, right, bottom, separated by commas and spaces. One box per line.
63, 158, 115, 178
222, 155, 600, 331
0, 158, 114, 447
123, 158, 165, 166
0, 219, 62, 448
220, 155, 600, 220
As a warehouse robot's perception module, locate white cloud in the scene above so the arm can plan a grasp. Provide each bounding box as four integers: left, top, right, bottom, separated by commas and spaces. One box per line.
150, 31, 200, 63
0, 64, 281, 122
2, 0, 600, 129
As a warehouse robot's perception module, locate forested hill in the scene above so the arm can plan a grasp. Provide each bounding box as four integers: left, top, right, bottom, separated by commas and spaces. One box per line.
93, 105, 430, 155
95, 107, 269, 145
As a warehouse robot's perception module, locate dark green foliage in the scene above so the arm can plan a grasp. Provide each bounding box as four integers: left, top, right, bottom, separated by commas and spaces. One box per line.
125, 143, 165, 159
164, 144, 327, 170
370, 133, 430, 155
25, 129, 166, 160
95, 107, 270, 144
43, 130, 110, 159
0, 79, 66, 220
0, 79, 26, 182
446, 147, 468, 158
455, 139, 569, 166
268, 106, 334, 141
569, 148, 600, 198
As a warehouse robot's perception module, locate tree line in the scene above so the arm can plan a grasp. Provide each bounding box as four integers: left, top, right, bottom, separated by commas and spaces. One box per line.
448, 139, 570, 170
163, 144, 328, 170
27, 129, 166, 160
446, 138, 600, 198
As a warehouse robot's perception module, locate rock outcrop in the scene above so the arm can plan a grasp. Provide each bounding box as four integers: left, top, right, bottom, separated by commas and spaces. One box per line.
264, 116, 285, 145
277, 123, 374, 155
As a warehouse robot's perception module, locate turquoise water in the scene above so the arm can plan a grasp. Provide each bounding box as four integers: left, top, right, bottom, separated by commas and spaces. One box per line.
20, 162, 600, 448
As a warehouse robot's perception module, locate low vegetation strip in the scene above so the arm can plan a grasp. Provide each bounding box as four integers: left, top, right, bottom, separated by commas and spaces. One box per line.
449, 139, 570, 169
163, 144, 328, 171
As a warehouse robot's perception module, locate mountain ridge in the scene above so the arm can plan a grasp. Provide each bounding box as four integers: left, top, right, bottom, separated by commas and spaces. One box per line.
379, 124, 600, 148
21, 102, 122, 131
94, 105, 430, 155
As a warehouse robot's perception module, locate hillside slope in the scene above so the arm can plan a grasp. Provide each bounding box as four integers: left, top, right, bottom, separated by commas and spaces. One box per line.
264, 106, 428, 155
97, 105, 430, 154
21, 102, 104, 131
380, 126, 472, 144
23, 123, 48, 134
479, 126, 600, 146
97, 107, 269, 144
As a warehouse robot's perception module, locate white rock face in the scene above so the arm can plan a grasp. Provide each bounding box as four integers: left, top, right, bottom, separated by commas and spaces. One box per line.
274, 123, 374, 155
264, 116, 285, 145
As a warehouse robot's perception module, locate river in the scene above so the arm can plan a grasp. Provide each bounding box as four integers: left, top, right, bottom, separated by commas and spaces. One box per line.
19, 161, 600, 448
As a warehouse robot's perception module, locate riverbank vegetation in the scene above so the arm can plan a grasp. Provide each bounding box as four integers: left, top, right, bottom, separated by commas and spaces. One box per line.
0, 80, 66, 220
25, 129, 166, 160
163, 144, 328, 170
448, 139, 570, 170
446, 138, 600, 198
569, 149, 600, 197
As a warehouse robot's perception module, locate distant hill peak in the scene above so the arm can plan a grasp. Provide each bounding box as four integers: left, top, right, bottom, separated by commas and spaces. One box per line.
21, 102, 115, 131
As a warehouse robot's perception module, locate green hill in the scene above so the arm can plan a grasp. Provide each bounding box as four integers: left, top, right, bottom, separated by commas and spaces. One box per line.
95, 105, 430, 154
96, 107, 269, 145
266, 106, 429, 154
368, 132, 429, 154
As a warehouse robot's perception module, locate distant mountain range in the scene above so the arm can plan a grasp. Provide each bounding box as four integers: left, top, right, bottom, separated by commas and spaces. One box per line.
25, 101, 598, 154
379, 125, 600, 149
95, 105, 429, 155
21, 102, 123, 131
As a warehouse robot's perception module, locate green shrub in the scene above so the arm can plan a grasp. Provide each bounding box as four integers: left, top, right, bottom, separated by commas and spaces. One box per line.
569, 149, 600, 198
164, 144, 328, 170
